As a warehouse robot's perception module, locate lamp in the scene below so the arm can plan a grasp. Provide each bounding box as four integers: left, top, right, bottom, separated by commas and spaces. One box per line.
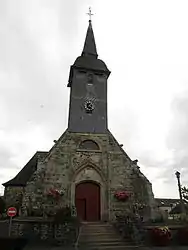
175, 171, 185, 218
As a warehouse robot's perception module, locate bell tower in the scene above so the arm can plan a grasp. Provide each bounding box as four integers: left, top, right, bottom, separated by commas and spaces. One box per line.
67, 20, 110, 133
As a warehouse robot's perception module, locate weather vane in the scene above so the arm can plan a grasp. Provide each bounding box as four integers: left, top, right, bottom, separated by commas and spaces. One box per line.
87, 7, 93, 21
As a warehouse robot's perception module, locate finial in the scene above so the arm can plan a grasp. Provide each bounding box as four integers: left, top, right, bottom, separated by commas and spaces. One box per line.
87, 7, 93, 22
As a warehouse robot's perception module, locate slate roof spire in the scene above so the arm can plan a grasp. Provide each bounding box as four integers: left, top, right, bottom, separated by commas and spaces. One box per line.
81, 20, 98, 58
67, 12, 110, 87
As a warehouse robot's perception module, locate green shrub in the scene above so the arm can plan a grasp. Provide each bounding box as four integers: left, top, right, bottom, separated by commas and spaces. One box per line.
54, 206, 72, 224
0, 197, 6, 214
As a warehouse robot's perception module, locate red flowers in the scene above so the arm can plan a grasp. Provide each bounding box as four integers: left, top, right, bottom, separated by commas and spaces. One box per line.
47, 188, 64, 199
114, 191, 130, 201
151, 227, 171, 246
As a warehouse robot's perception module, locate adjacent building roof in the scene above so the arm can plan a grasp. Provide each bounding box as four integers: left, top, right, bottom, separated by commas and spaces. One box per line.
155, 198, 180, 207
2, 151, 48, 187
169, 203, 188, 214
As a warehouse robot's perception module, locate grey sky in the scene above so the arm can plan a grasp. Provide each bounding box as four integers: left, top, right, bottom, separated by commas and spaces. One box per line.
1, 0, 188, 197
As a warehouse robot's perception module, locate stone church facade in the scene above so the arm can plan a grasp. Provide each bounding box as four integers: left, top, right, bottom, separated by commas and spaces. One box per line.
3, 20, 156, 221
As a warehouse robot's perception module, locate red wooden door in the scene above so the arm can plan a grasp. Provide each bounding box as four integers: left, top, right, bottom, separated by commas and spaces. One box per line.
75, 182, 100, 221
75, 198, 86, 220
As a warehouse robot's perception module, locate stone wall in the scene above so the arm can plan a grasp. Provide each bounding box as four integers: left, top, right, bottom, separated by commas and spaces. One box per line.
107, 133, 155, 220
7, 130, 155, 221
10, 219, 79, 246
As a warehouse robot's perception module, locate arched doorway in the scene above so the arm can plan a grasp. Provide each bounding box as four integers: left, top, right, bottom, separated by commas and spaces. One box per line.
75, 181, 100, 221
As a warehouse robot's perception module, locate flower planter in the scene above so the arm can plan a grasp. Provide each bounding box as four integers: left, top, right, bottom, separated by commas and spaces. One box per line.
114, 191, 130, 201
47, 188, 64, 200
150, 227, 171, 246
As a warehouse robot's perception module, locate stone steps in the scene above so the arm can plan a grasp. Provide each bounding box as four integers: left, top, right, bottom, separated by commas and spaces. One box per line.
78, 222, 135, 250
81, 231, 116, 236
79, 246, 140, 250
79, 237, 124, 243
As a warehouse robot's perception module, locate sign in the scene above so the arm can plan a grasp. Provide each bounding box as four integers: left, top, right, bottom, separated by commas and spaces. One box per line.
7, 207, 17, 217
7, 207, 17, 237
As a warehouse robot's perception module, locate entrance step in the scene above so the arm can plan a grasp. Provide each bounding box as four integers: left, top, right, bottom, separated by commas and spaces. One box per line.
78, 245, 139, 250
77, 222, 135, 250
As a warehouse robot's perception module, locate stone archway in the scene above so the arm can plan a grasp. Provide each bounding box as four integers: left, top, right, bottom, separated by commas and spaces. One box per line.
71, 164, 107, 221
75, 181, 100, 221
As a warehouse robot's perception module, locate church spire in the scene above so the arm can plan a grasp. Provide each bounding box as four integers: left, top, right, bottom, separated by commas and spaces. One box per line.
68, 9, 110, 87
81, 17, 98, 58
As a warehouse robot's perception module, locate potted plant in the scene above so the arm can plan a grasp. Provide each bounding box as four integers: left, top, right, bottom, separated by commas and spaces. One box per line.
150, 226, 171, 246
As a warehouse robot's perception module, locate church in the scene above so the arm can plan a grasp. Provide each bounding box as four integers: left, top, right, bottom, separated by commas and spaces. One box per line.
2, 19, 155, 221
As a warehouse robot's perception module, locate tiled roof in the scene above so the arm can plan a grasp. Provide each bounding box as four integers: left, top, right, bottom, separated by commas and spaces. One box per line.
169, 203, 188, 214
2, 151, 48, 187
155, 198, 180, 207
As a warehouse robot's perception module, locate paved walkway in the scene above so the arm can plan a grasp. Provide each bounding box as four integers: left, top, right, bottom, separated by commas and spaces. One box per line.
24, 246, 188, 250
25, 247, 73, 250
25, 246, 75, 250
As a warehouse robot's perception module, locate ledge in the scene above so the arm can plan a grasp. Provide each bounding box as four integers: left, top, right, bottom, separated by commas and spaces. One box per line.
76, 149, 101, 153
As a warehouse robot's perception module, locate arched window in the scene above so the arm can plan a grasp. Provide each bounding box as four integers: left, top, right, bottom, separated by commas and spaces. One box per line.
79, 140, 100, 150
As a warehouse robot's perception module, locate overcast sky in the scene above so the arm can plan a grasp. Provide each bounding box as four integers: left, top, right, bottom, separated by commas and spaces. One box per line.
0, 0, 188, 198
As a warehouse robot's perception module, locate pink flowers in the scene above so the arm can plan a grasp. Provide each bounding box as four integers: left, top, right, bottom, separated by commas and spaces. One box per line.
114, 191, 130, 201
47, 188, 64, 199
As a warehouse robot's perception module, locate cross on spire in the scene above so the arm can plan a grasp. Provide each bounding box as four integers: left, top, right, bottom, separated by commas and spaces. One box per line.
87, 7, 93, 22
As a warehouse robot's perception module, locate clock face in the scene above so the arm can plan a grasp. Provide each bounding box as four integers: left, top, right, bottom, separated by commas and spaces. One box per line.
84, 100, 95, 112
